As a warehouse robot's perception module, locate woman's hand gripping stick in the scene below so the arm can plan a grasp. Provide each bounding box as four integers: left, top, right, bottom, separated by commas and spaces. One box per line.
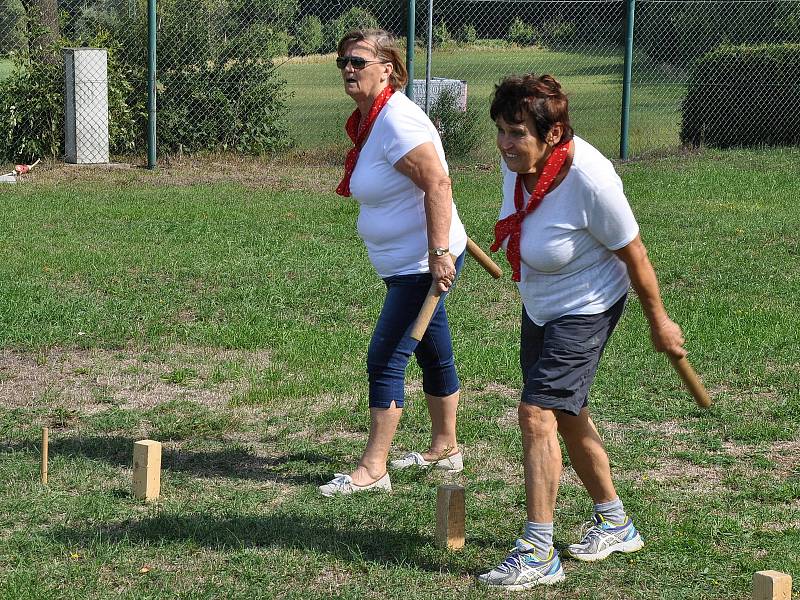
410, 238, 503, 342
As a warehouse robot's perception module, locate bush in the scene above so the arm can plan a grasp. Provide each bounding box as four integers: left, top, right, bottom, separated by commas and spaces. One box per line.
428, 87, 481, 160
0, 28, 141, 161
508, 18, 536, 47
432, 20, 452, 49
294, 15, 323, 56
457, 23, 477, 46
539, 19, 578, 51
224, 23, 292, 60
0, 0, 25, 54
323, 7, 380, 53
158, 60, 292, 154
681, 43, 800, 148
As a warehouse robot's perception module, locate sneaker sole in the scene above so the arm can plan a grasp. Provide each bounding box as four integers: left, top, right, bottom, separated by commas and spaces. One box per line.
566, 535, 644, 562
478, 569, 566, 590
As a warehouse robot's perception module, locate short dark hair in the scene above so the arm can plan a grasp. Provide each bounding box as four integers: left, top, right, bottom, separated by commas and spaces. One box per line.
490, 74, 573, 142
337, 29, 408, 91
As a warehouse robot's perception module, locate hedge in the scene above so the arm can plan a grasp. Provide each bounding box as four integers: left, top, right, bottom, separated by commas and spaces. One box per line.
681, 43, 800, 148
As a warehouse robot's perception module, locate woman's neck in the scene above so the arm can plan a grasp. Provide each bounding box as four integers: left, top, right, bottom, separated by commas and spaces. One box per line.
522, 140, 575, 194
357, 84, 389, 115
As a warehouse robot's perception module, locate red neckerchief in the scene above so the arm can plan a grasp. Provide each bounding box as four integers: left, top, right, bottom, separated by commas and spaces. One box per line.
490, 140, 571, 282
336, 85, 395, 197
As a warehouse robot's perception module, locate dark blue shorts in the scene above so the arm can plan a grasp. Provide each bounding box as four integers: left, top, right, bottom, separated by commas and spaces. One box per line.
520, 294, 627, 416
366, 252, 465, 408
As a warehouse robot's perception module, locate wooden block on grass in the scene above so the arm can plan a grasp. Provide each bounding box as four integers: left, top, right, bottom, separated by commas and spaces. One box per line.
753, 570, 792, 600
41, 427, 49, 485
435, 484, 465, 550
132, 440, 161, 501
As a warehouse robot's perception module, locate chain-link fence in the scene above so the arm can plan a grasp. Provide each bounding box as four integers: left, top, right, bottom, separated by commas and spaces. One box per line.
1, 0, 798, 164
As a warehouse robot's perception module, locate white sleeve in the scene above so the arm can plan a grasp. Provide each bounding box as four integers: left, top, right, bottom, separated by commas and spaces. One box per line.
383, 106, 436, 166
586, 175, 639, 250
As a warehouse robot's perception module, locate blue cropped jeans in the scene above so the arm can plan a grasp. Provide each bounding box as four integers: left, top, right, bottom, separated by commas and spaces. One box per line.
367, 252, 465, 408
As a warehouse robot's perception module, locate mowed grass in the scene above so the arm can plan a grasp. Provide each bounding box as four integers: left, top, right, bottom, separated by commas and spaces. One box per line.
1, 148, 799, 599
277, 46, 685, 161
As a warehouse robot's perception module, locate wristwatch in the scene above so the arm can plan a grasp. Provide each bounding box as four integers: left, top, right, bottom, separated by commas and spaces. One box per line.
429, 247, 449, 256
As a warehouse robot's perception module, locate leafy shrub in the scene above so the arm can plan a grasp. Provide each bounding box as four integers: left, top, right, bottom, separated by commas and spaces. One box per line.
432, 20, 452, 49
0, 0, 25, 54
681, 43, 800, 148
294, 14, 324, 56
508, 18, 536, 47
428, 87, 481, 159
224, 23, 292, 60
457, 23, 477, 46
323, 7, 380, 53
0, 28, 141, 161
539, 19, 578, 50
0, 54, 61, 161
158, 59, 291, 154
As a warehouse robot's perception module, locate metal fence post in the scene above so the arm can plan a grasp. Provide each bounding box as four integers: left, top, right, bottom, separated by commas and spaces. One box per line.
147, 0, 157, 169
619, 0, 636, 160
406, 0, 415, 100
424, 0, 433, 113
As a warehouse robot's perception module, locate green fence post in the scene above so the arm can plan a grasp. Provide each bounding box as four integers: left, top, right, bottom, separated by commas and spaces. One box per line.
620, 0, 636, 160
147, 0, 157, 169
406, 0, 415, 100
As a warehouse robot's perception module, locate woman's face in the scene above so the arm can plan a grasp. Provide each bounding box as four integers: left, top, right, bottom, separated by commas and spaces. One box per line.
339, 40, 392, 103
495, 114, 550, 175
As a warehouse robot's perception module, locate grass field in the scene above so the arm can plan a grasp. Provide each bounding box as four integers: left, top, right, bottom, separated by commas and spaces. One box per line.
1, 148, 799, 599
277, 47, 685, 161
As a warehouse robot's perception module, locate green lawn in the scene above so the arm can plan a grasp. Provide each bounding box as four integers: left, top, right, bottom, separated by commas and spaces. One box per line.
277, 47, 685, 161
1, 148, 798, 599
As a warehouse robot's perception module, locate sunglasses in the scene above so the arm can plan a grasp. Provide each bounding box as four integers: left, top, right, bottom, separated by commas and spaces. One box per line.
336, 56, 384, 69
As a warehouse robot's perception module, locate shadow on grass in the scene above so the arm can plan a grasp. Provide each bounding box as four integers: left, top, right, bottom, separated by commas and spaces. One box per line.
1, 435, 334, 485
47, 511, 475, 573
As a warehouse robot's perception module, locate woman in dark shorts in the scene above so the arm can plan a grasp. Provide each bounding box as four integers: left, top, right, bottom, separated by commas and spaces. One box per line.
477, 74, 687, 590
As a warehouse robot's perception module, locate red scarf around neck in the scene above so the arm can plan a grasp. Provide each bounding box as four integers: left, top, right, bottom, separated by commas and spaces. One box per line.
336, 85, 395, 197
490, 140, 571, 282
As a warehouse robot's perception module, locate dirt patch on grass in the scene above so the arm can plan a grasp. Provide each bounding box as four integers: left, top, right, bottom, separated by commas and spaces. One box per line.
18, 154, 343, 194
0, 346, 271, 419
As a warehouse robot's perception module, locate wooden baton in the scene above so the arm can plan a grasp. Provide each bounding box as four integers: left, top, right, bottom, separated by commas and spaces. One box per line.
669, 356, 711, 408
466, 238, 503, 279
410, 282, 443, 342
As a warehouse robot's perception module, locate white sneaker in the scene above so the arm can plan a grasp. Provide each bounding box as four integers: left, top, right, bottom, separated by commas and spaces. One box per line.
477, 544, 565, 590
389, 451, 463, 473
318, 472, 392, 497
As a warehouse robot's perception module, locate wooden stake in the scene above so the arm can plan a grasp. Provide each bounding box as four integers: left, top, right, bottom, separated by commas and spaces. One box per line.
753, 571, 792, 600
132, 440, 162, 501
435, 484, 465, 550
41, 427, 49, 485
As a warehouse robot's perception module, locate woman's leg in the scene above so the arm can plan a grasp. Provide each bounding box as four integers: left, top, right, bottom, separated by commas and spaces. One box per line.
349, 403, 403, 485
423, 390, 459, 459
519, 403, 561, 523
557, 408, 617, 504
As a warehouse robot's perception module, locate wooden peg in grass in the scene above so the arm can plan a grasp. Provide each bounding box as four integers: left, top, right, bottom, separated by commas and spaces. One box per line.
41, 427, 49, 485
435, 484, 465, 550
132, 440, 162, 501
753, 571, 792, 600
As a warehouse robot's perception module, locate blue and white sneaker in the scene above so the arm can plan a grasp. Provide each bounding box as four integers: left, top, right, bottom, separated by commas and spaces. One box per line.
477, 542, 565, 590
565, 514, 644, 562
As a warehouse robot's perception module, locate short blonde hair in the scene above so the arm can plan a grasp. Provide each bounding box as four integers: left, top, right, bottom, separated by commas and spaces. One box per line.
337, 29, 408, 91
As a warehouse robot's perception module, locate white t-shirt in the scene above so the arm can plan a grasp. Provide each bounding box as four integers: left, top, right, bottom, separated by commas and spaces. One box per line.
498, 136, 639, 325
348, 92, 468, 278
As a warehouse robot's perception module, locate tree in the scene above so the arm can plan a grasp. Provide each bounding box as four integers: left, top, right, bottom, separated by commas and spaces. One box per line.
23, 0, 60, 63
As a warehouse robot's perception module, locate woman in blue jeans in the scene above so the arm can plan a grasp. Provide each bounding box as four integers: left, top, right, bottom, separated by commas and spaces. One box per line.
319, 29, 469, 496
